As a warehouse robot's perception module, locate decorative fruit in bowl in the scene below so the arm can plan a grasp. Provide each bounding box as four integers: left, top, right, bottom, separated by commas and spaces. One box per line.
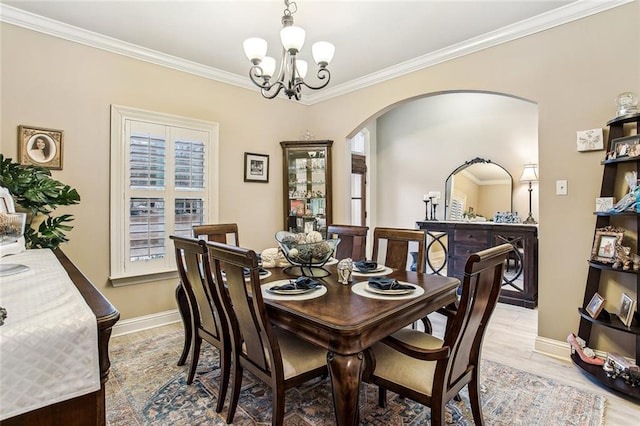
275, 231, 340, 267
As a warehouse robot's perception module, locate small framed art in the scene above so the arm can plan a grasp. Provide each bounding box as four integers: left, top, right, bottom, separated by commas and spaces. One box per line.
576, 128, 604, 152
590, 227, 625, 264
18, 125, 63, 169
586, 292, 606, 319
617, 293, 636, 327
244, 152, 269, 183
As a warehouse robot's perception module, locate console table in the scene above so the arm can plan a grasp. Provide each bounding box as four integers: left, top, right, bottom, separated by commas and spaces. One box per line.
0, 249, 119, 425
416, 221, 538, 308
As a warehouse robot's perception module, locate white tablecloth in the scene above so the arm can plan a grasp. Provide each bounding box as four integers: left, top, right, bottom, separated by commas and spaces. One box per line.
0, 249, 100, 420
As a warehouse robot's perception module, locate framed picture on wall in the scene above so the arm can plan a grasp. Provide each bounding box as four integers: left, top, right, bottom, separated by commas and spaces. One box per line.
244, 152, 269, 183
576, 128, 604, 152
18, 125, 63, 169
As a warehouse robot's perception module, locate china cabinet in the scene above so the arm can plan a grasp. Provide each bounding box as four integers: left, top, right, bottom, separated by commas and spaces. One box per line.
575, 112, 640, 401
280, 140, 332, 237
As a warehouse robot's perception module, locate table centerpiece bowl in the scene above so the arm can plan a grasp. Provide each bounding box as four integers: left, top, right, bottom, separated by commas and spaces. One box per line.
275, 230, 340, 278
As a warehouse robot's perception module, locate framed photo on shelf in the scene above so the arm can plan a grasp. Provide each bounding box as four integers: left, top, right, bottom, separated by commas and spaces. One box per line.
617, 293, 636, 327
243, 152, 269, 183
590, 227, 625, 264
586, 292, 606, 318
611, 134, 640, 159
18, 125, 63, 169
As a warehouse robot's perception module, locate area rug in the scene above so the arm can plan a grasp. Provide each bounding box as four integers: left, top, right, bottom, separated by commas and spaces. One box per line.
106, 326, 605, 425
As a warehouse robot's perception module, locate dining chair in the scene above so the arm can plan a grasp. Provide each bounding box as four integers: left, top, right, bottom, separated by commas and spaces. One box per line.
363, 243, 513, 426
371, 227, 431, 331
176, 223, 240, 367
327, 224, 369, 261
170, 235, 231, 414
206, 241, 328, 425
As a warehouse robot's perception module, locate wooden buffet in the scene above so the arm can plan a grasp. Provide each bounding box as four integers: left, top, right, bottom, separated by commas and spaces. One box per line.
1, 249, 119, 426
417, 220, 538, 308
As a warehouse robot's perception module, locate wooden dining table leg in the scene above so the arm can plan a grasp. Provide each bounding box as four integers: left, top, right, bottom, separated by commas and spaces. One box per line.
327, 351, 365, 426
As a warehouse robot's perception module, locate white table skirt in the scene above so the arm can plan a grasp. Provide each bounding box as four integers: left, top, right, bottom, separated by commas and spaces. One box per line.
0, 249, 100, 420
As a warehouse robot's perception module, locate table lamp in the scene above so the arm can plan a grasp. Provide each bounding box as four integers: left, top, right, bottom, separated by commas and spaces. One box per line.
519, 163, 538, 224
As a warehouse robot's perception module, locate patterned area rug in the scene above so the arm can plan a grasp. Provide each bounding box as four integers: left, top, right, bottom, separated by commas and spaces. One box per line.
106, 327, 605, 425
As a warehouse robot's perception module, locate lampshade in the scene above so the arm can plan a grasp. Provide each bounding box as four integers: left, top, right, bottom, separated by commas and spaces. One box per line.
280, 26, 305, 52
243, 38, 267, 62
519, 163, 539, 183
260, 56, 276, 78
312, 41, 335, 66
295, 59, 308, 79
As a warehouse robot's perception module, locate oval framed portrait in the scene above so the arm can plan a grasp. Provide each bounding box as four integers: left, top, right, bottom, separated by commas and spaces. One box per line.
18, 125, 63, 169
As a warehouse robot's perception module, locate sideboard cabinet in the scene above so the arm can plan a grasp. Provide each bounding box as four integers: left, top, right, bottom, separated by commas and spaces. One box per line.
280, 140, 332, 237
416, 221, 538, 308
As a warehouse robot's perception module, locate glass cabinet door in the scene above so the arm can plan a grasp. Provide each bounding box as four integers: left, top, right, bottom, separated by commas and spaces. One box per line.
280, 140, 333, 237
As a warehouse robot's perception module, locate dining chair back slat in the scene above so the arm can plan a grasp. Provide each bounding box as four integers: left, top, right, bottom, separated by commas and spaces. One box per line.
193, 223, 240, 245
371, 227, 426, 273
327, 224, 369, 261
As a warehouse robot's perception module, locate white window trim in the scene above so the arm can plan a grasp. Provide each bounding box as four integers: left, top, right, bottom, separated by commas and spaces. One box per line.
109, 104, 219, 285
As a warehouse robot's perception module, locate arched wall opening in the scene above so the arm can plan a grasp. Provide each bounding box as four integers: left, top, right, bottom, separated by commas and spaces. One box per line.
344, 90, 539, 231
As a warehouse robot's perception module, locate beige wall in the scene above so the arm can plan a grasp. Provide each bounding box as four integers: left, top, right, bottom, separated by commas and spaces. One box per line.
2, 2, 639, 355
0, 23, 308, 320
305, 2, 639, 356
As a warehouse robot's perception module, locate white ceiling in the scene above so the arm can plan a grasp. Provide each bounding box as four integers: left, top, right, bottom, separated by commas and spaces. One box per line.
0, 1, 630, 104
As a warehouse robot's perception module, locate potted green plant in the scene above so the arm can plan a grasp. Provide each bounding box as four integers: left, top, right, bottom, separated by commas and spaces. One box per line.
0, 154, 80, 249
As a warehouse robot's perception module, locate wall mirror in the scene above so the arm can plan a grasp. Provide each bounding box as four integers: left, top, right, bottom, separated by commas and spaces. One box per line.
444, 157, 513, 220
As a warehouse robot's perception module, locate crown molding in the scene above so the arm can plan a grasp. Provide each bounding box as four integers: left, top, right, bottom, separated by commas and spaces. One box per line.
0, 1, 633, 106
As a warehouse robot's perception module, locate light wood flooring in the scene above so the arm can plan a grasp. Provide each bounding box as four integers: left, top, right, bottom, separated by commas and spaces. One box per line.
116, 303, 640, 424
458, 303, 640, 425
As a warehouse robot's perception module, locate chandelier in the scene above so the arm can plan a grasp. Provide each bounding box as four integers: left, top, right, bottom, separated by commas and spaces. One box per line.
242, 0, 335, 100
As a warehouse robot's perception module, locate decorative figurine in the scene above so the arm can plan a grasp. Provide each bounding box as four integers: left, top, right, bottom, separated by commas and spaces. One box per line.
337, 258, 353, 284
613, 243, 632, 270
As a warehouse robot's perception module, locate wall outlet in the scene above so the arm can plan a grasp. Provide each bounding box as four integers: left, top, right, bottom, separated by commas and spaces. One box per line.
556, 180, 568, 195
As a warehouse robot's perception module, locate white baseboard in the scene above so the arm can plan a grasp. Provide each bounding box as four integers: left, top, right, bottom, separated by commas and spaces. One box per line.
534, 336, 571, 361
112, 309, 182, 337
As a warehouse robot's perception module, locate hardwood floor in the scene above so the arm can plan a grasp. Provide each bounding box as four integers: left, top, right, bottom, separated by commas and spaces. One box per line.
117, 303, 640, 424
448, 303, 640, 425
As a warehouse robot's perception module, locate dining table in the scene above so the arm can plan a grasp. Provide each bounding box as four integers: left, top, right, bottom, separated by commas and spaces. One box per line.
175, 261, 459, 426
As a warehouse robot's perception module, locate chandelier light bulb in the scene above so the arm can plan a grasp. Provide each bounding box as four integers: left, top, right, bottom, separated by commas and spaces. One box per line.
280, 26, 305, 53
295, 59, 308, 79
260, 56, 277, 78
312, 41, 335, 67
243, 38, 267, 63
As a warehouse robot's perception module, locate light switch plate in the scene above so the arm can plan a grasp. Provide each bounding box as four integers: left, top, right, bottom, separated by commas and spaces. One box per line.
556, 180, 568, 195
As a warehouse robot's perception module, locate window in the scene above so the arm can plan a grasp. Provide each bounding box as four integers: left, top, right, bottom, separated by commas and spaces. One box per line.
110, 105, 218, 284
